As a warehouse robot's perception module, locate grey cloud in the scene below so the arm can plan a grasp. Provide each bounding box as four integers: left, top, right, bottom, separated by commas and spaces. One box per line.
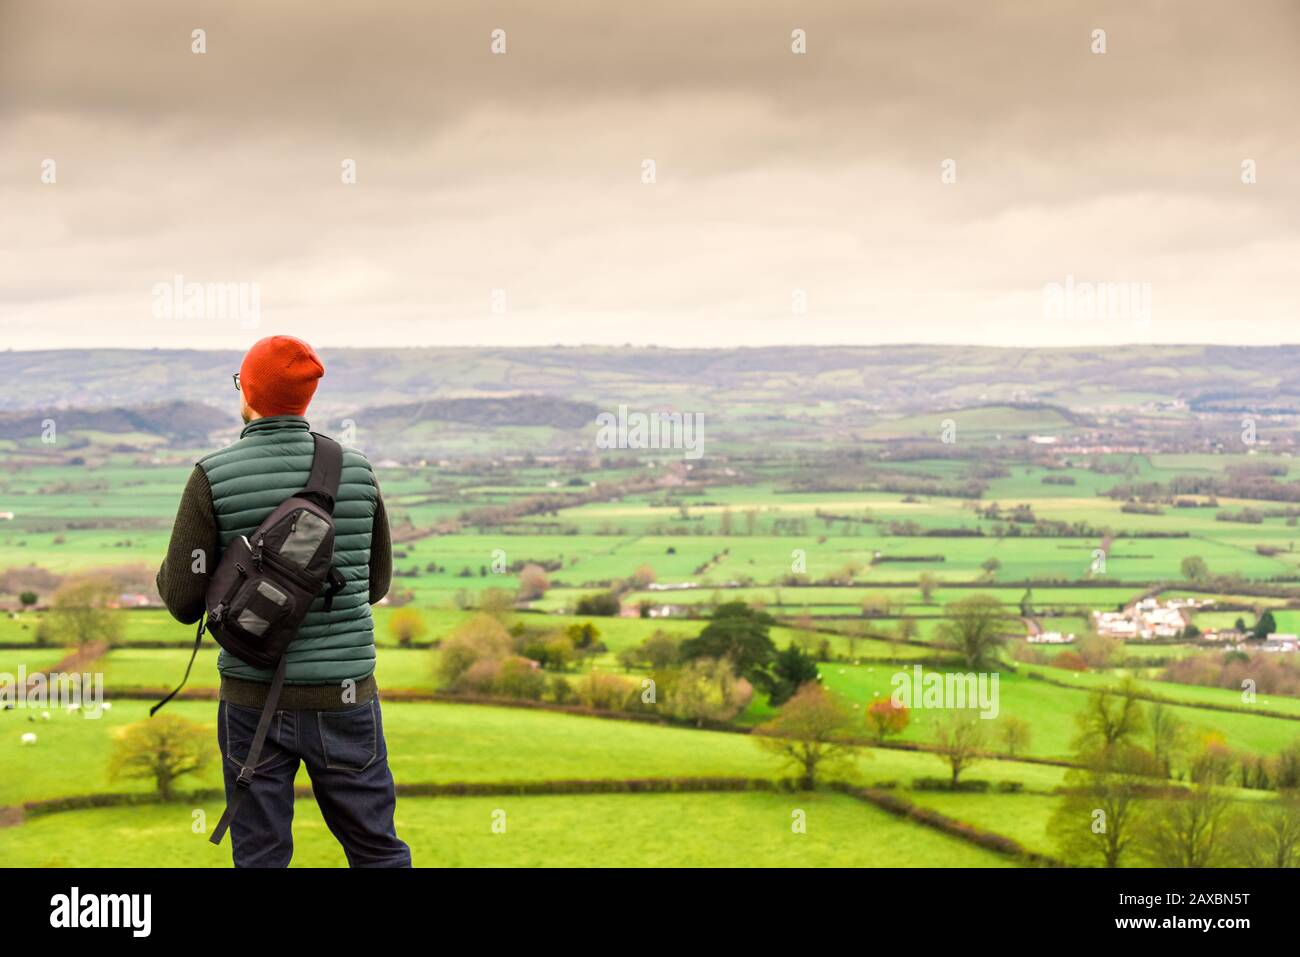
1, 0, 1297, 349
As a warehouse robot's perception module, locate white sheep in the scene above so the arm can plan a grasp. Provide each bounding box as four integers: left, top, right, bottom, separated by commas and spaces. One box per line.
20, 732, 36, 745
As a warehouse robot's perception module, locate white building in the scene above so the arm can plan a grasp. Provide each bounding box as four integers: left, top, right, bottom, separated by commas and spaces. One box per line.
1093, 611, 1138, 638
1093, 599, 1188, 640
1028, 630, 1074, 645
1234, 634, 1300, 653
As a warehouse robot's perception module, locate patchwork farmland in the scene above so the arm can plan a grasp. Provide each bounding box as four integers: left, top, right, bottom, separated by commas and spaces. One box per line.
5, 345, 1300, 867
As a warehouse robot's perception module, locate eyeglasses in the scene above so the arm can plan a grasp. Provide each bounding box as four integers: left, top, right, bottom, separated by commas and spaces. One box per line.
233, 373, 241, 391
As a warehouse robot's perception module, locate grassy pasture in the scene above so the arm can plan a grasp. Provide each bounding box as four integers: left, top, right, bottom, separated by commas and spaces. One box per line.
602, 584, 1141, 616
0, 695, 1071, 809
0, 791, 1015, 868
906, 791, 1060, 858
1015, 661, 1300, 718
812, 664, 1300, 759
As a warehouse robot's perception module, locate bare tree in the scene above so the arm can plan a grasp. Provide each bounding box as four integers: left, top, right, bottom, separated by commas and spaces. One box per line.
931, 709, 988, 787
629, 564, 656, 589
518, 564, 550, 601
936, 594, 1006, 669
36, 575, 122, 649
1075, 679, 1147, 751
755, 682, 856, 789
1051, 744, 1160, 868
1135, 786, 1242, 868
1149, 703, 1187, 778
1000, 715, 1032, 758
1242, 796, 1300, 868
1135, 738, 1243, 868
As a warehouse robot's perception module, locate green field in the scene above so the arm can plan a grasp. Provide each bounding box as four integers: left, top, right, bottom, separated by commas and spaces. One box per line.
7, 415, 1300, 867
0, 695, 1072, 808
812, 664, 1300, 758
0, 791, 1014, 868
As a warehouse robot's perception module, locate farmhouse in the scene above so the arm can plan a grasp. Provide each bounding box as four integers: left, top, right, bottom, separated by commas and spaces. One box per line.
1262, 634, 1300, 652
1232, 634, 1300, 653
620, 603, 684, 618
1093, 611, 1138, 639
1093, 598, 1189, 640
1027, 630, 1074, 644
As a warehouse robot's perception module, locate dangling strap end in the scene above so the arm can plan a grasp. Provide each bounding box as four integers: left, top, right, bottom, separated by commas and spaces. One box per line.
151, 615, 205, 717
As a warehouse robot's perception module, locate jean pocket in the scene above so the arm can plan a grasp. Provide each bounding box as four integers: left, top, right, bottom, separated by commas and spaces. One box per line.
221, 700, 285, 771
318, 699, 379, 771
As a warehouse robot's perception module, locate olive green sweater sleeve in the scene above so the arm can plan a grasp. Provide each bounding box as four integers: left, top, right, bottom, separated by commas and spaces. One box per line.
156, 465, 220, 624
369, 490, 392, 604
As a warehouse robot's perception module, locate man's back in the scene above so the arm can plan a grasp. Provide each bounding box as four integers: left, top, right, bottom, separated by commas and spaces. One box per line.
198, 415, 381, 685
158, 414, 392, 686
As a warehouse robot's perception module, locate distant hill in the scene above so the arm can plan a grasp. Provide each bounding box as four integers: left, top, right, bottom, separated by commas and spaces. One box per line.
0, 400, 228, 442
3, 345, 1300, 417
4, 345, 1300, 458
0, 392, 599, 457
357, 396, 600, 430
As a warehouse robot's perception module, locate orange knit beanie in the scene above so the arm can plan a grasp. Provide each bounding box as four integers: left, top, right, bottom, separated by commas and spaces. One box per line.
239, 336, 324, 416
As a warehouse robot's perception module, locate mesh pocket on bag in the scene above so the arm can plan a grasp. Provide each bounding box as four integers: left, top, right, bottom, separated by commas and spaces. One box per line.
280, 511, 329, 567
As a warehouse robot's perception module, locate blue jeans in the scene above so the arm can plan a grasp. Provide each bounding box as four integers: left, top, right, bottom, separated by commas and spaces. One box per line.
217, 696, 411, 867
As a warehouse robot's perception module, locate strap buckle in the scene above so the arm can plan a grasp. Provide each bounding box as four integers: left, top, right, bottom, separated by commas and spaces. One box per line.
323, 567, 346, 612
235, 765, 255, 788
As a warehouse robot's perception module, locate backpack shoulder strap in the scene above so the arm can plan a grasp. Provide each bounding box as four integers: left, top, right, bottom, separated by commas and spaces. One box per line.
149, 616, 205, 716
209, 657, 286, 846
300, 433, 343, 514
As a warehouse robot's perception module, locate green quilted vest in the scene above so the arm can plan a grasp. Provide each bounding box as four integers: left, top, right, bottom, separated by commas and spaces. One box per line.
198, 416, 378, 685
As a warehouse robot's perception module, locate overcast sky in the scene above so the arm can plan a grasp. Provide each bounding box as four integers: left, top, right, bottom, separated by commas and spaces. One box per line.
2, 0, 1297, 350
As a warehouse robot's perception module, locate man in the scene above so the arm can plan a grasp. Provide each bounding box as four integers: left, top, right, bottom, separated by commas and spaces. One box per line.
156, 335, 411, 868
